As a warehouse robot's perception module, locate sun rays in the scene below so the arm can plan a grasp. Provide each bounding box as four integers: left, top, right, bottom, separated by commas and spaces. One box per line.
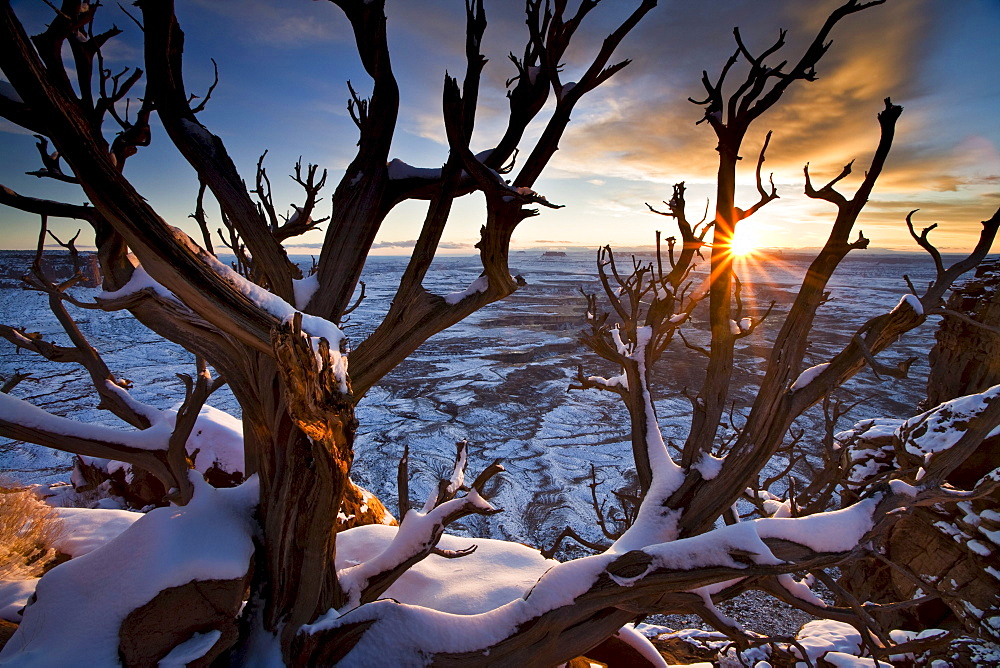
698, 221, 809, 315
728, 224, 761, 259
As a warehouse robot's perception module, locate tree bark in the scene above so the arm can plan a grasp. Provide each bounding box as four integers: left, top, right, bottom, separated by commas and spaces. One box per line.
252, 322, 355, 650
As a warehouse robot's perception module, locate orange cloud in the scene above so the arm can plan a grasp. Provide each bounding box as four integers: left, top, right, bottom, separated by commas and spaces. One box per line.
526, 0, 998, 253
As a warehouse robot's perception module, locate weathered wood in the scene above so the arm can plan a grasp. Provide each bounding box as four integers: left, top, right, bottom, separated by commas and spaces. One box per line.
300, 518, 882, 666
670, 101, 897, 529
0, 412, 178, 491
266, 318, 355, 647
9, 0, 998, 664
119, 570, 253, 668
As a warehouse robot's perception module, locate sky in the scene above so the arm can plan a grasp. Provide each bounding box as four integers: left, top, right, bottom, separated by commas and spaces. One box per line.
1, 0, 998, 256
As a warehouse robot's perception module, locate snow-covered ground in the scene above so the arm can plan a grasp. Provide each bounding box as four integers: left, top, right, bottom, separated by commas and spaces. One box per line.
0, 250, 945, 554
0, 474, 258, 664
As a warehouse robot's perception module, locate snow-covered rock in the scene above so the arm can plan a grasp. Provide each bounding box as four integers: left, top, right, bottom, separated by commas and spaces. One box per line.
0, 474, 258, 665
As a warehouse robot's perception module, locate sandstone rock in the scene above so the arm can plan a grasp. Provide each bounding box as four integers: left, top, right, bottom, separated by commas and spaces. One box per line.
338, 480, 397, 530
887, 505, 1000, 642
839, 260, 1000, 644
925, 259, 1000, 408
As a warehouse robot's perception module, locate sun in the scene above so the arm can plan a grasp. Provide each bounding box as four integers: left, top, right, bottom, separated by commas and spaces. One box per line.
729, 225, 760, 258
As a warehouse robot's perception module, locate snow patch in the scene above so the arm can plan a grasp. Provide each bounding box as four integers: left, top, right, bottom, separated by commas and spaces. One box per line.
0, 80, 23, 104
558, 81, 577, 101
888, 479, 919, 498
0, 474, 258, 665
891, 293, 924, 316
897, 384, 1000, 460
615, 624, 668, 668
444, 275, 489, 305
158, 629, 222, 666
292, 273, 320, 310
775, 573, 826, 607
335, 524, 555, 614
184, 405, 245, 475
692, 452, 724, 480
792, 620, 863, 664
0, 579, 35, 622
52, 507, 142, 557
178, 118, 218, 155
967, 539, 992, 557
790, 363, 829, 391
586, 373, 628, 390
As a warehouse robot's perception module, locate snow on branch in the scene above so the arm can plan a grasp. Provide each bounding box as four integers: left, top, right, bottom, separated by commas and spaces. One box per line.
387, 158, 443, 181
0, 80, 23, 104
300, 495, 891, 665
337, 446, 503, 609
572, 368, 629, 394
575, 233, 710, 497
892, 292, 924, 316
790, 362, 830, 391
0, 390, 175, 454
443, 275, 489, 306
97, 265, 183, 305
0, 386, 243, 502
186, 252, 350, 390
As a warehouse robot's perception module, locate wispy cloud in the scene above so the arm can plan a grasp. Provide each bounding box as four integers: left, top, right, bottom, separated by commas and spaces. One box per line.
554, 1, 933, 183
1, 0, 996, 255
185, 0, 350, 47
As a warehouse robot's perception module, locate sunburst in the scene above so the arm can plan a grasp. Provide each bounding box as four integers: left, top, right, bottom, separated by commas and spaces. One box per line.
728, 224, 760, 258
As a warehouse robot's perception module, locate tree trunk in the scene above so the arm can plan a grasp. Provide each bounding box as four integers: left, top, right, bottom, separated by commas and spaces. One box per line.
237, 322, 358, 655
684, 146, 740, 458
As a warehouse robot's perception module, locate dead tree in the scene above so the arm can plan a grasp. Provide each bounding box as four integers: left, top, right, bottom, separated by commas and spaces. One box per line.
561, 0, 1000, 656
0, 0, 662, 662
2, 0, 999, 665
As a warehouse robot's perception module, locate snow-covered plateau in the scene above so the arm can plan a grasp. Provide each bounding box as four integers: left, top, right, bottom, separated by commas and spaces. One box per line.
0, 250, 944, 551
3, 248, 997, 664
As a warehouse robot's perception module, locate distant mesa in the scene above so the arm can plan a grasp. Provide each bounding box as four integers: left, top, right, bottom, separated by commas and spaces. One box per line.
541, 251, 567, 258
0, 250, 102, 288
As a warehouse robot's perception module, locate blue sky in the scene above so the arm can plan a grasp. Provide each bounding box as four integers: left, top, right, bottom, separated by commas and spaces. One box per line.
1, 0, 998, 255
